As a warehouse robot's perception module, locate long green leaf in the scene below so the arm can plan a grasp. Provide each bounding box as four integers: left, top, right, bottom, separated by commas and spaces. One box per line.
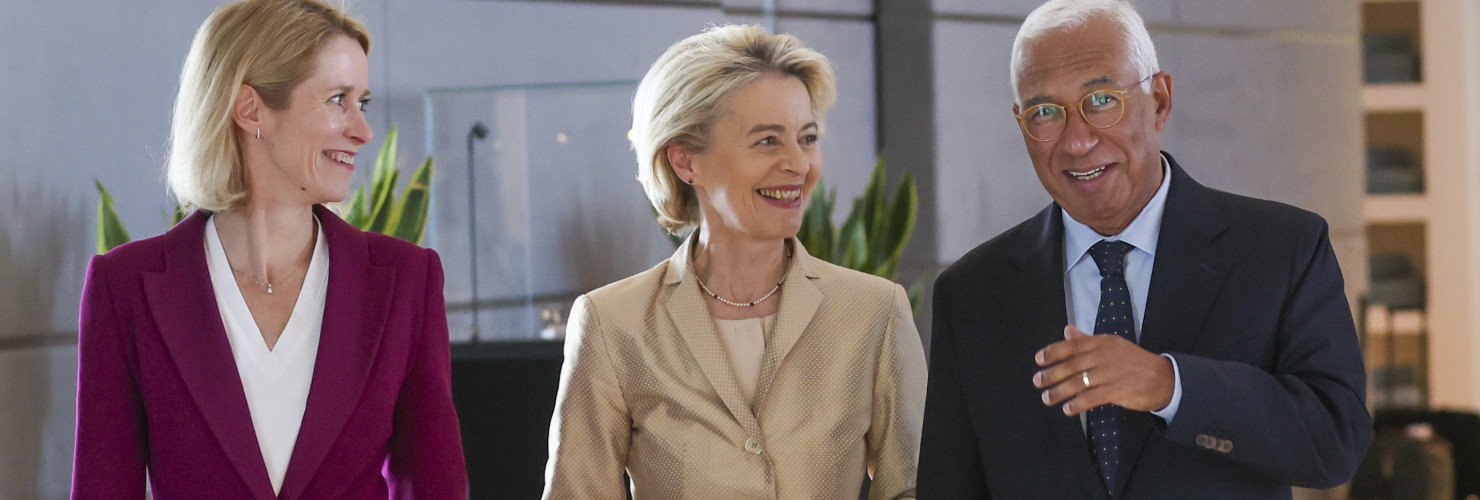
871, 173, 918, 280
171, 204, 188, 227
834, 198, 865, 264
798, 182, 834, 255
366, 126, 401, 233
837, 214, 869, 271
390, 155, 434, 244
94, 180, 132, 254
344, 187, 368, 228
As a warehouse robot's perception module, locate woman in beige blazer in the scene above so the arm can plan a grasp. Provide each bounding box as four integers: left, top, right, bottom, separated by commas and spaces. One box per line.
542, 25, 927, 499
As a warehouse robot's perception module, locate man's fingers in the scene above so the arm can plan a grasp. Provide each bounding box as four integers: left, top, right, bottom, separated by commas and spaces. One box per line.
1034, 356, 1086, 388
1064, 324, 1090, 339
1036, 331, 1109, 367
1040, 363, 1111, 406
1062, 386, 1114, 416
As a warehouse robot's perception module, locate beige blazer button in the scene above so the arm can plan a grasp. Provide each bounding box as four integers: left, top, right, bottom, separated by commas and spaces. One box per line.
1217, 440, 1234, 453
744, 437, 764, 455
1195, 434, 1214, 448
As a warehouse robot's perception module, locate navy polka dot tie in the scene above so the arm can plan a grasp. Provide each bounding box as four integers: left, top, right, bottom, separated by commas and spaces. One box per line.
1087, 240, 1135, 493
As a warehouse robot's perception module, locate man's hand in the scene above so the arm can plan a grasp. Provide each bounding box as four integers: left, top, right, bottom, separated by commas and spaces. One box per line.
1032, 325, 1174, 415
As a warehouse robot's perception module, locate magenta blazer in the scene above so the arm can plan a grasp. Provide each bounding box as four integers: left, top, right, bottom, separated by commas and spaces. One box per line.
72, 206, 467, 499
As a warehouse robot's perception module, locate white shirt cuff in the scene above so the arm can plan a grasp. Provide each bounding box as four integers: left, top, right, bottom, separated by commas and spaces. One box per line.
1149, 353, 1182, 423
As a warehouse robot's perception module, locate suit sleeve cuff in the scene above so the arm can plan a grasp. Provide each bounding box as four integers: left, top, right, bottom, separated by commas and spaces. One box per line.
1150, 353, 1182, 423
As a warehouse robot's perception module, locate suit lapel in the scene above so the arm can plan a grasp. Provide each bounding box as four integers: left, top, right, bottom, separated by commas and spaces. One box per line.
1007, 207, 1111, 499
753, 240, 821, 411
662, 236, 764, 436
278, 206, 393, 500
143, 210, 277, 500
1117, 154, 1232, 497
1138, 155, 1233, 356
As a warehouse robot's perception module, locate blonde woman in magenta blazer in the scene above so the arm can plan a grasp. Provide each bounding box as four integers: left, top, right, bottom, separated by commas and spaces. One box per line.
542, 25, 927, 499
71, 1, 465, 498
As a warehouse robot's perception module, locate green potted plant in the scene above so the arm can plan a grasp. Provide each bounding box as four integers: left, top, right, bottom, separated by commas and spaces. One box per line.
796, 156, 925, 311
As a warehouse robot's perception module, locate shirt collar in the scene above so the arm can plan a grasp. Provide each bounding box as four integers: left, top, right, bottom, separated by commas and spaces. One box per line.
1062, 153, 1172, 273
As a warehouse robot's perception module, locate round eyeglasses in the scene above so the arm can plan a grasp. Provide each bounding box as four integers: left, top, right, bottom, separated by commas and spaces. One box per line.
1014, 74, 1155, 142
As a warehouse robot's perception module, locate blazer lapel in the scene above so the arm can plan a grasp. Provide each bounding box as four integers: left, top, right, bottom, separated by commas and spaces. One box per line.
753, 240, 821, 411
1117, 154, 1232, 497
143, 210, 277, 500
279, 206, 394, 500
662, 236, 764, 437
1007, 207, 1111, 500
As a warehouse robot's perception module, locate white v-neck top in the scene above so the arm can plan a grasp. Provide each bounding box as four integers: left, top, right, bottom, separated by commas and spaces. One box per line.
712, 314, 776, 404
204, 215, 329, 495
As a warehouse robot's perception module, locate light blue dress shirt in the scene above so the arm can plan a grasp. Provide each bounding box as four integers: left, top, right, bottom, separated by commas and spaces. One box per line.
1062, 154, 1182, 424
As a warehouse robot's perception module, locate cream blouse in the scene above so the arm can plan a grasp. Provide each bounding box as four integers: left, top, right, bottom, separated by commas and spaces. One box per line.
713, 314, 777, 404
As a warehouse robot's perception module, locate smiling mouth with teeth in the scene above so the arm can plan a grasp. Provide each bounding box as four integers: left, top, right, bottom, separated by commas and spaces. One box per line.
1067, 165, 1108, 181
327, 151, 356, 167
758, 188, 802, 201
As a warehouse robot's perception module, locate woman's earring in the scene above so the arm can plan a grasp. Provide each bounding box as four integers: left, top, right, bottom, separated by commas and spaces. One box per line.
255, 128, 261, 140
686, 178, 694, 184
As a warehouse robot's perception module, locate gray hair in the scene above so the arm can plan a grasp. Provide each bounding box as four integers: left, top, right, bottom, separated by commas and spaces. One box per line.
1009, 0, 1159, 103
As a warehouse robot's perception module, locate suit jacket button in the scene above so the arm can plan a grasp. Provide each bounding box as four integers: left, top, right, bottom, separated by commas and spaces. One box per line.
744, 437, 764, 455
1196, 434, 1213, 448
1217, 440, 1233, 453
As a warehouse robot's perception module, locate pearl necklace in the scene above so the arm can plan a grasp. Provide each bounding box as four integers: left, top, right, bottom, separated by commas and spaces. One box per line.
694, 246, 792, 307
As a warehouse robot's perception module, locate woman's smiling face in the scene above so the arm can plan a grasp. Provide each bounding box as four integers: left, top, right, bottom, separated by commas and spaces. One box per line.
681, 73, 822, 242
254, 34, 373, 206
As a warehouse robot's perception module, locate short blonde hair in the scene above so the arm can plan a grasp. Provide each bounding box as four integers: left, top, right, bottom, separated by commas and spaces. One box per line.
166, 0, 370, 211
632, 24, 837, 235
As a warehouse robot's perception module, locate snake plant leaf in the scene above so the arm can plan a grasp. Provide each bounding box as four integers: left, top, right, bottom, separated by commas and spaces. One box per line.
871, 172, 917, 280
365, 126, 402, 234
798, 184, 835, 256
95, 180, 131, 254
366, 170, 399, 234
837, 212, 869, 271
171, 204, 188, 227
389, 155, 434, 244
343, 186, 369, 228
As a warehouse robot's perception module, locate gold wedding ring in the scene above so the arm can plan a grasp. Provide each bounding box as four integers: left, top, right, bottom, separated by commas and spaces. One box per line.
1081, 371, 1091, 388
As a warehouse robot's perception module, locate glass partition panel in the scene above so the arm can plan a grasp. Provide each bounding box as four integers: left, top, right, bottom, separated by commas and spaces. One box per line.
426, 81, 675, 342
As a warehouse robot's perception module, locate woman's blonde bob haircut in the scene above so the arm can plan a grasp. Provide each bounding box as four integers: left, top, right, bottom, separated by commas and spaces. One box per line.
632, 24, 836, 235
166, 0, 370, 212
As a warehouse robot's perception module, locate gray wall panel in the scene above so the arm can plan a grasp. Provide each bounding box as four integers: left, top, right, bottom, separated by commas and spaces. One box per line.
1174, 0, 1357, 33
1155, 33, 1362, 230
0, 347, 78, 500
933, 20, 1046, 261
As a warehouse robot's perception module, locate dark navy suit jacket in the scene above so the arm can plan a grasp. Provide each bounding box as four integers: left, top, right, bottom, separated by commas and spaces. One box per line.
918, 153, 1371, 499
72, 206, 467, 499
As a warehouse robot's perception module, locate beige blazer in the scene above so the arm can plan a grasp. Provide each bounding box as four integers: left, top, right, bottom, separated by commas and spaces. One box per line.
543, 238, 927, 499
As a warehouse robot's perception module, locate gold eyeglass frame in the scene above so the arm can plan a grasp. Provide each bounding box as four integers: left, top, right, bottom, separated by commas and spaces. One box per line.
1014, 74, 1157, 142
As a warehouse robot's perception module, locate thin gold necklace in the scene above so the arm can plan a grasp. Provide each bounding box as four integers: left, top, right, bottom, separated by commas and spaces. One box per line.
232, 266, 304, 295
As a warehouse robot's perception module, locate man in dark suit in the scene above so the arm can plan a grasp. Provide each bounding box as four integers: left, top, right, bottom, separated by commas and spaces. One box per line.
917, 1, 1372, 498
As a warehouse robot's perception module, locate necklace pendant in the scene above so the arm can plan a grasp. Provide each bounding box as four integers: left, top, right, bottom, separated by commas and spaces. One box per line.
266, 284, 273, 294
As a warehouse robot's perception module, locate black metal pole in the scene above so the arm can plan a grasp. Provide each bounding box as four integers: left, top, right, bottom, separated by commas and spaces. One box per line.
467, 121, 488, 341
